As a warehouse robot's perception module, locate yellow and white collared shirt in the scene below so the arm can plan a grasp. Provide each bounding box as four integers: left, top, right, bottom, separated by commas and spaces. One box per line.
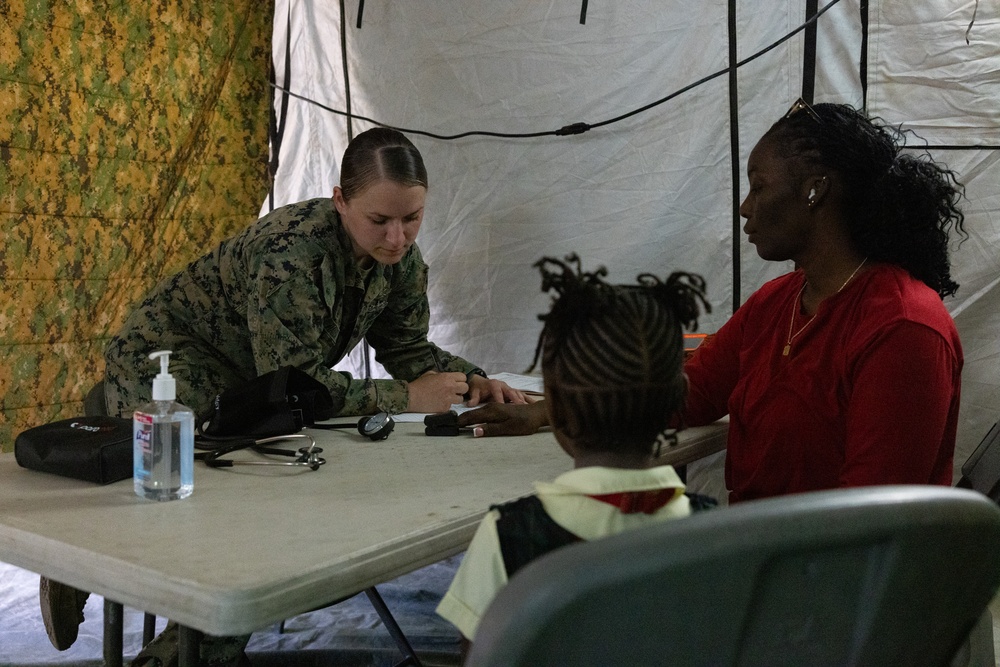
436, 464, 689, 641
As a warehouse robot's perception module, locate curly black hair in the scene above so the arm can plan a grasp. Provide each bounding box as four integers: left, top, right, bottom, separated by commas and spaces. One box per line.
766, 103, 966, 298
527, 253, 710, 456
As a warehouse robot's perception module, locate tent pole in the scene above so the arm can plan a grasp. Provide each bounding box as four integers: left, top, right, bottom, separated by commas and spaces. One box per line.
803, 0, 819, 102
267, 3, 292, 213
859, 0, 869, 111
339, 0, 372, 379
727, 0, 741, 314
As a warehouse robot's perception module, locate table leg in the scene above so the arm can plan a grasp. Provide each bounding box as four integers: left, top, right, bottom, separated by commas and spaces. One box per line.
103, 599, 124, 667
143, 613, 157, 646
365, 586, 423, 667
178, 625, 203, 667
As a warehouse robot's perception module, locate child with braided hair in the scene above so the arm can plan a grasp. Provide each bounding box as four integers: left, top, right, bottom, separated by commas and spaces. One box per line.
436, 253, 712, 651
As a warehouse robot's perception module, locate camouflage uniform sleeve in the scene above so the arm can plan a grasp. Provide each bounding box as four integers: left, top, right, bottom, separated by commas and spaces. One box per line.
366, 245, 483, 382
245, 237, 399, 416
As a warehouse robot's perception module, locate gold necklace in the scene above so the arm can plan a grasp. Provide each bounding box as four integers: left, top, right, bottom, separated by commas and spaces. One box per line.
783, 258, 868, 356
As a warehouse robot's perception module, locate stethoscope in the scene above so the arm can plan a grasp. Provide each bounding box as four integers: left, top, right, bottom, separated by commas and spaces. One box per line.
195, 412, 395, 471
197, 433, 327, 470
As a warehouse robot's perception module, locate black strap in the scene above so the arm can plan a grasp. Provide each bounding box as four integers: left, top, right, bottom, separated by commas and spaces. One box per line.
494, 492, 717, 577
493, 496, 582, 577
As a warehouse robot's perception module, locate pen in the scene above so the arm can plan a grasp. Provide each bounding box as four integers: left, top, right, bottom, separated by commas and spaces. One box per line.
430, 348, 475, 401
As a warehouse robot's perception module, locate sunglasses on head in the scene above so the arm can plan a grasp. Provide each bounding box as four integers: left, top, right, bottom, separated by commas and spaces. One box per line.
783, 97, 822, 124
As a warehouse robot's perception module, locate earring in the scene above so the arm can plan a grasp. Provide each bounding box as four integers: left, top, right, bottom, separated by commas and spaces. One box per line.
808, 188, 817, 207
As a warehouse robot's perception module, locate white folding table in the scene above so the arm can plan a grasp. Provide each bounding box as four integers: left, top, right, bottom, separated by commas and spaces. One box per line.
0, 419, 727, 666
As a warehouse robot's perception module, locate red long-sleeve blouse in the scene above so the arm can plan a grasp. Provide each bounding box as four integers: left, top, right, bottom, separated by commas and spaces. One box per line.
683, 264, 963, 504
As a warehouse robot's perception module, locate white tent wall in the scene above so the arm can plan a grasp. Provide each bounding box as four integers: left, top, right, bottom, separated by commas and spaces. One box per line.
265, 0, 998, 409
865, 1, 1000, 305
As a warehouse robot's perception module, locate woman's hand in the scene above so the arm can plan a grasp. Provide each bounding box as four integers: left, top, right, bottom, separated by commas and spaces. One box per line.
456, 401, 549, 437
407, 371, 469, 413
464, 375, 528, 406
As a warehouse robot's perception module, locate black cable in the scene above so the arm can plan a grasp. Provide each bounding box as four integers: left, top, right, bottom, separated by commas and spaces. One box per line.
268, 0, 845, 141
909, 145, 1000, 151
965, 0, 979, 45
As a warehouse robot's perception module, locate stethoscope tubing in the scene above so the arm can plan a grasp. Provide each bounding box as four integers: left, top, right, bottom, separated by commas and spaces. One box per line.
198, 433, 326, 470
194, 414, 394, 471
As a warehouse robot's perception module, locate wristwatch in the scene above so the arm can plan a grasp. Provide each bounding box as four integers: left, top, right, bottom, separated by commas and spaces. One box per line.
466, 368, 489, 381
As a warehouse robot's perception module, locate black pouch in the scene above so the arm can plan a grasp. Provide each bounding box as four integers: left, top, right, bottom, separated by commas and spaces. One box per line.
15, 416, 133, 484
200, 366, 335, 438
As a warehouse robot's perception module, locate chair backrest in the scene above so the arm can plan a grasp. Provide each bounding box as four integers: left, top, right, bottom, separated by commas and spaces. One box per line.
958, 419, 1000, 502
466, 485, 1000, 667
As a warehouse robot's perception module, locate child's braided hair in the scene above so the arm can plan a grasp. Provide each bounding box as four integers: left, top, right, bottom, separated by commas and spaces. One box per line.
527, 253, 710, 456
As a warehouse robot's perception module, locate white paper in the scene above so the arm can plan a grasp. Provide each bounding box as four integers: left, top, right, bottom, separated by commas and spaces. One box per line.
487, 372, 544, 394
392, 404, 477, 423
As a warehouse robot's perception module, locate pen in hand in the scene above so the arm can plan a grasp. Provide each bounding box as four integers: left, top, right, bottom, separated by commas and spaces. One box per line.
430, 347, 474, 402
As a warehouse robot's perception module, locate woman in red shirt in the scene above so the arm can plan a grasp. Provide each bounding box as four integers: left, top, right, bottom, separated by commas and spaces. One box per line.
462, 101, 966, 505
683, 100, 965, 502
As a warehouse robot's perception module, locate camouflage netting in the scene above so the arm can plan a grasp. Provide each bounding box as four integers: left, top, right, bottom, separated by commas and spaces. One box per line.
0, 0, 272, 450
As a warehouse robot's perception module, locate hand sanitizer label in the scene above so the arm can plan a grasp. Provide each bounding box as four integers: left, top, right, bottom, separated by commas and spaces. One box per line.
134, 411, 154, 481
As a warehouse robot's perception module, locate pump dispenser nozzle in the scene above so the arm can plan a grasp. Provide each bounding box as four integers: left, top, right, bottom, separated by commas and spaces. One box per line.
149, 350, 177, 401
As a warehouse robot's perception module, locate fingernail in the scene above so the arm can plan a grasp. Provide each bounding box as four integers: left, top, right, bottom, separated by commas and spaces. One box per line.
474, 426, 484, 438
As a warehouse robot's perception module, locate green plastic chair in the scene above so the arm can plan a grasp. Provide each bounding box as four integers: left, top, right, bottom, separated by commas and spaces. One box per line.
467, 485, 1000, 667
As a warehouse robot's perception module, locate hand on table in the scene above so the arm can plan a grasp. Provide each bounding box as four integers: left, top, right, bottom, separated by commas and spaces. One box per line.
456, 401, 549, 437
464, 375, 528, 407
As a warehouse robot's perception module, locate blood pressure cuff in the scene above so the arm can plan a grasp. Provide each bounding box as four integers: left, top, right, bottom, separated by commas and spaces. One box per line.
15, 416, 133, 484
200, 366, 335, 439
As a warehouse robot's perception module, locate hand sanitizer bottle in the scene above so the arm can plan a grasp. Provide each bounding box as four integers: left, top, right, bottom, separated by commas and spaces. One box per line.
133, 350, 194, 501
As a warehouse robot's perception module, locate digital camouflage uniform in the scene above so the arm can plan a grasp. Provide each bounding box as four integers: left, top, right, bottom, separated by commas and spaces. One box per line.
105, 197, 481, 419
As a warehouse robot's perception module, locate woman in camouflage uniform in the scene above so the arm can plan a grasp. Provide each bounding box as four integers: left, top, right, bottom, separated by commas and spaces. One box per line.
41, 129, 528, 661
104, 127, 525, 420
